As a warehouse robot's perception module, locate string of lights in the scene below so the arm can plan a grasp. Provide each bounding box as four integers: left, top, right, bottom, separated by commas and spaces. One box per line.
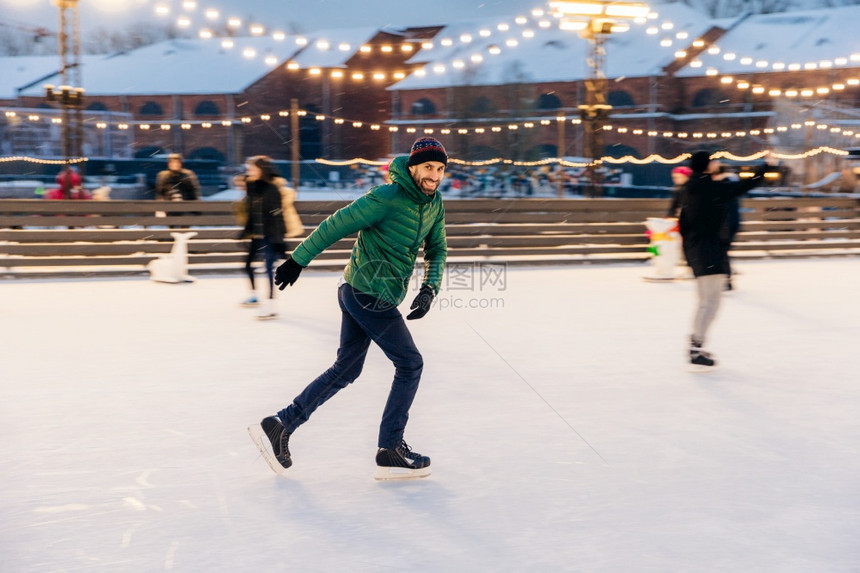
6, 105, 860, 147
315, 145, 848, 167
136, 0, 860, 102
654, 20, 860, 96
143, 1, 662, 83
0, 156, 87, 165
147, 0, 554, 72
1, 145, 847, 169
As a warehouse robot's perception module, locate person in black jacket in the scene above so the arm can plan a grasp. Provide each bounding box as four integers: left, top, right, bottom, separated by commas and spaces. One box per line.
155, 154, 201, 201
238, 155, 287, 320
679, 151, 769, 369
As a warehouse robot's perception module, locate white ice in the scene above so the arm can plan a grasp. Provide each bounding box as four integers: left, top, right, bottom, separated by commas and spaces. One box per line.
2, 258, 859, 572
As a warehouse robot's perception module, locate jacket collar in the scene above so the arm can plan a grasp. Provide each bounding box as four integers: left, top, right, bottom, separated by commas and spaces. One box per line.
388, 156, 436, 205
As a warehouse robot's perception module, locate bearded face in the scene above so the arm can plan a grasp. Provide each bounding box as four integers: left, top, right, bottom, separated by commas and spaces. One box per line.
409, 161, 446, 196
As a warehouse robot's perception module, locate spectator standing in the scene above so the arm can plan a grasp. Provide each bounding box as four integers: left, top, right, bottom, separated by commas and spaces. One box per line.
155, 153, 201, 201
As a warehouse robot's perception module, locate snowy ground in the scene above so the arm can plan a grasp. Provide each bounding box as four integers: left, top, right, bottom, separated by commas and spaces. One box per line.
2, 258, 859, 572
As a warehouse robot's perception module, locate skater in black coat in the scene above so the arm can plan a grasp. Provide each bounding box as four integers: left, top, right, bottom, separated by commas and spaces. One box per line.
237, 156, 288, 319
678, 151, 769, 369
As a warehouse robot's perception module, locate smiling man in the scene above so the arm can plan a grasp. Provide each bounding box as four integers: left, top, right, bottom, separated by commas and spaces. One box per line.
248, 137, 448, 480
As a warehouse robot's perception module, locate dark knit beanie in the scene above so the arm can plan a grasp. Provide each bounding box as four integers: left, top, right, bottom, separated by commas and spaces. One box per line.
689, 151, 712, 173
407, 137, 448, 167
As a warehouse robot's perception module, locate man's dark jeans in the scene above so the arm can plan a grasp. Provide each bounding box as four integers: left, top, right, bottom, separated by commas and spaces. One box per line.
278, 283, 424, 449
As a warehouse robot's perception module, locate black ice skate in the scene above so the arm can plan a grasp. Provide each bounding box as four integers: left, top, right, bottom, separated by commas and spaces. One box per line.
689, 338, 716, 372
247, 416, 292, 476
374, 441, 431, 481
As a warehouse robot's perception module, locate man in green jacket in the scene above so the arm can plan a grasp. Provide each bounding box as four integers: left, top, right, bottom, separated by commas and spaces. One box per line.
248, 137, 448, 480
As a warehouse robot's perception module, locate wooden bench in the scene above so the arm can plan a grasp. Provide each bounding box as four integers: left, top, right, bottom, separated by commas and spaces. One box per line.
1, 196, 858, 278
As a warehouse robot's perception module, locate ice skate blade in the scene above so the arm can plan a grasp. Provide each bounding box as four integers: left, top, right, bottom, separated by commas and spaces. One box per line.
373, 465, 432, 481
247, 425, 290, 477
688, 363, 717, 373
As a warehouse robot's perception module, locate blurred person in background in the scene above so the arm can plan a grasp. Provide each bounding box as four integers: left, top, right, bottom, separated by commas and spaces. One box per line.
155, 154, 200, 201
678, 151, 769, 370
666, 165, 692, 218
236, 155, 292, 320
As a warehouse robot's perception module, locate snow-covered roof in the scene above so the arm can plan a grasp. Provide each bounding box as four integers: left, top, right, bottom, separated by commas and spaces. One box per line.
13, 27, 380, 97
0, 55, 102, 100
6, 4, 859, 99
289, 27, 381, 69
390, 3, 711, 90
675, 6, 860, 78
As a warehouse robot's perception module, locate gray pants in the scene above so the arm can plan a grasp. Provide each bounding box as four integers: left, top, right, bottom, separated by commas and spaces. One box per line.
692, 274, 725, 344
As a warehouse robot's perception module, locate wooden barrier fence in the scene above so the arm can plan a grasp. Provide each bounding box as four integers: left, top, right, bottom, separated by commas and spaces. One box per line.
1, 197, 858, 278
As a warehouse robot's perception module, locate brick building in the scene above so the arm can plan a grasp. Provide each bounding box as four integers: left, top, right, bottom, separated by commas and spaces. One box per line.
388, 3, 860, 180
8, 27, 440, 165
4, 2, 860, 184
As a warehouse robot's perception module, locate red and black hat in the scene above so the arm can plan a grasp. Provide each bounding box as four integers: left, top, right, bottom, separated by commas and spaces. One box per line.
407, 137, 448, 167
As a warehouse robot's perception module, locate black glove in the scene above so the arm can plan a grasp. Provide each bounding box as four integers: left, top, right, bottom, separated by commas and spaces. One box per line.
274, 256, 304, 290
406, 285, 434, 320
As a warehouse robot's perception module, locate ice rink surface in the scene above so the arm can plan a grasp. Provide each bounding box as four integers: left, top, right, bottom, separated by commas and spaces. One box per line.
2, 258, 859, 572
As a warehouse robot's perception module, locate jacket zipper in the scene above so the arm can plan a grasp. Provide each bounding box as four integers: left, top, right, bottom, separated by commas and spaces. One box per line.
413, 203, 425, 251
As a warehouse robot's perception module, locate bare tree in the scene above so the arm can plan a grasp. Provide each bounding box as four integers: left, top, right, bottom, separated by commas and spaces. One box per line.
756, 0, 798, 12
84, 22, 181, 54
818, 0, 860, 6
0, 26, 56, 56
0, 29, 30, 56
674, 0, 797, 17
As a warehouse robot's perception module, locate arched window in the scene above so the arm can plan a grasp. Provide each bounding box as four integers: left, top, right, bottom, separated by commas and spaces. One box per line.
470, 96, 494, 115
188, 147, 225, 163
527, 143, 558, 160
194, 100, 220, 116
8, 123, 47, 155
139, 101, 164, 116
537, 93, 562, 110
134, 145, 166, 158
410, 98, 436, 116
604, 143, 640, 159
86, 102, 108, 111
692, 88, 727, 108
608, 90, 635, 108
299, 103, 322, 160
469, 145, 502, 161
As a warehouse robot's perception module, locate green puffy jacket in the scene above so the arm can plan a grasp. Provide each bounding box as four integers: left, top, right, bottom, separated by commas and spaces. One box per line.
291, 155, 447, 305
